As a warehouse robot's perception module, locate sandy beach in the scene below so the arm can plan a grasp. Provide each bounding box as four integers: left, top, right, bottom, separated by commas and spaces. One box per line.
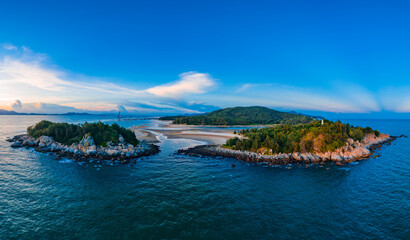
142, 120, 240, 145
130, 125, 161, 143
155, 130, 236, 145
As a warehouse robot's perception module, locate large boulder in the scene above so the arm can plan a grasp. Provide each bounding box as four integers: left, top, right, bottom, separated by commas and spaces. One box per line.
347, 138, 355, 145
292, 153, 302, 161
38, 136, 54, 147
307, 153, 321, 163
300, 153, 313, 163
80, 134, 95, 147
11, 141, 23, 148
353, 147, 371, 159
330, 153, 344, 162
106, 149, 120, 156
23, 139, 36, 147
79, 134, 96, 152
86, 145, 97, 155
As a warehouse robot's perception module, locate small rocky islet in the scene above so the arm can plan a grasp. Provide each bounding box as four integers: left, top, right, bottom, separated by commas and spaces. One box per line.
7, 120, 160, 164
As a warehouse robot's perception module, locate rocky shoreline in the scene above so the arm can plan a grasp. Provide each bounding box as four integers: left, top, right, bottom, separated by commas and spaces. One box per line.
7, 134, 160, 164
177, 133, 399, 166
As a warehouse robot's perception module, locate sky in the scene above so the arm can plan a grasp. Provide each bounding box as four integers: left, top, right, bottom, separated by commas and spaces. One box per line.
1, 0, 410, 117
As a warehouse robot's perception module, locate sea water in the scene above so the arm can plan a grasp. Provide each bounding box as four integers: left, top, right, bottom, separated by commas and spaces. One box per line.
0, 115, 409, 239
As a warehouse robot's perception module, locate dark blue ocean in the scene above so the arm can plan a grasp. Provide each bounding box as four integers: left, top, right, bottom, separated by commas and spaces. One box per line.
0, 116, 409, 239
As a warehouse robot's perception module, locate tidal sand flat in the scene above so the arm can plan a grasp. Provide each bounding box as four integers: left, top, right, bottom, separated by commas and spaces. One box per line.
155, 130, 237, 145
130, 125, 161, 143
146, 120, 241, 145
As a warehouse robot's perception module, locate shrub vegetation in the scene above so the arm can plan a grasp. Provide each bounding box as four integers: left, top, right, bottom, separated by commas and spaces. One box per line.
223, 120, 379, 153
27, 120, 139, 147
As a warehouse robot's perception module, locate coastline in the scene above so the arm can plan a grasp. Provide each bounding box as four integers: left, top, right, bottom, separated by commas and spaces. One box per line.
7, 134, 160, 164
153, 120, 402, 166
8, 119, 402, 167
177, 134, 399, 166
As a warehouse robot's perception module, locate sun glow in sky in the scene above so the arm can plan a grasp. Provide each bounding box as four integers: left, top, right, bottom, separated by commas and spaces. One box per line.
1, 0, 410, 117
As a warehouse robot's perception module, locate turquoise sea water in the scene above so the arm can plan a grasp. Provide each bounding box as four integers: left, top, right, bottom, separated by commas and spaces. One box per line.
0, 116, 409, 239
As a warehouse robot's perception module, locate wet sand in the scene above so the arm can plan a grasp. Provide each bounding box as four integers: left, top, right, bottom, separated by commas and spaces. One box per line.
157, 130, 237, 145
144, 120, 240, 145
130, 125, 160, 143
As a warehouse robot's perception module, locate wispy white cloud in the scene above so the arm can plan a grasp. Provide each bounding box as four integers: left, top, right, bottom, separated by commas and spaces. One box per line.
3, 44, 17, 51
0, 44, 219, 114
380, 86, 410, 113
221, 82, 381, 113
235, 83, 273, 93
146, 71, 216, 98
1, 43, 408, 115
123, 100, 209, 114
0, 57, 69, 91
8, 99, 84, 114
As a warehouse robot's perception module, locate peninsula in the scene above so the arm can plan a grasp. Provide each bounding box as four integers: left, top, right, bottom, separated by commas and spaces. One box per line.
157, 106, 397, 166
178, 119, 396, 166
7, 120, 159, 164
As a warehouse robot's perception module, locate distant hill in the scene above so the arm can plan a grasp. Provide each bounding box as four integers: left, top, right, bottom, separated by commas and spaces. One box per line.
0, 109, 24, 115
0, 109, 91, 116
61, 112, 91, 116
288, 111, 324, 120
159, 106, 314, 125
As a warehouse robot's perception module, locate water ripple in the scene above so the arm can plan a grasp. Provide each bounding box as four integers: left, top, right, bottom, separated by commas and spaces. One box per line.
0, 116, 409, 239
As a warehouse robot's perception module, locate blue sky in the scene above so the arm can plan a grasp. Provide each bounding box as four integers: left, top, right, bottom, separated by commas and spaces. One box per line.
1, 0, 410, 117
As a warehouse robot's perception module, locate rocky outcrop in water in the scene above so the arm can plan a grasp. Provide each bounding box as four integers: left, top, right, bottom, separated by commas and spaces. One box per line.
177, 133, 398, 166
7, 134, 159, 164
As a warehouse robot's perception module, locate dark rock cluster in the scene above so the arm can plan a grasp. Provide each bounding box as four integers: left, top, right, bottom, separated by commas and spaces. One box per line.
7, 134, 160, 164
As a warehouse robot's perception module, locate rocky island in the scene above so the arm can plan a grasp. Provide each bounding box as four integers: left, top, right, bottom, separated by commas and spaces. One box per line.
7, 120, 159, 164
177, 120, 397, 166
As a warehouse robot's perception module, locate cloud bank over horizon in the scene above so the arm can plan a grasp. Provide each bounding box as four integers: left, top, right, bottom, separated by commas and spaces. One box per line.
0, 44, 409, 115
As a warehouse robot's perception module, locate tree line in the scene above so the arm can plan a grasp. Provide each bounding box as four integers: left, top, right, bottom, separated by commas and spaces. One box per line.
27, 120, 139, 147
223, 120, 379, 154
160, 106, 314, 125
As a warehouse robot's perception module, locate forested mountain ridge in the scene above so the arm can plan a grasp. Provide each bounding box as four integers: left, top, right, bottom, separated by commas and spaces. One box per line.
159, 106, 314, 125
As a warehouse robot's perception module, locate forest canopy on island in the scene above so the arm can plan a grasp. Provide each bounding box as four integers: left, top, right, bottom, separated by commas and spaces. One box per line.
27, 120, 139, 147
223, 120, 380, 154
